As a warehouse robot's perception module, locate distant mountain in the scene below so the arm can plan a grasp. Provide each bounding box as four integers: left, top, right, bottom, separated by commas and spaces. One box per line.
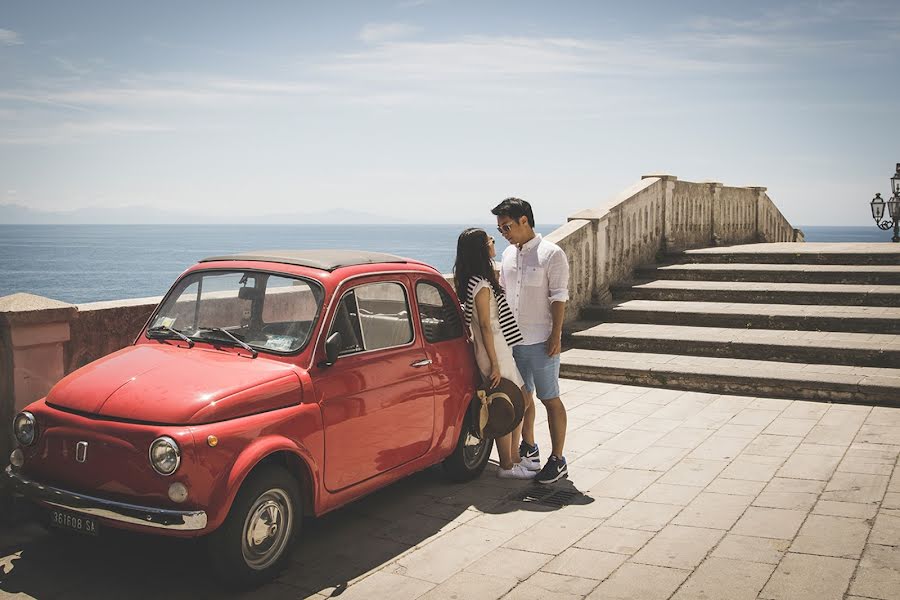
0, 203, 410, 225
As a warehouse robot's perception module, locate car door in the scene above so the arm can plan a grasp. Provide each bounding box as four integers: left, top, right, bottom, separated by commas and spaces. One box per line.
316, 275, 435, 492
412, 277, 478, 447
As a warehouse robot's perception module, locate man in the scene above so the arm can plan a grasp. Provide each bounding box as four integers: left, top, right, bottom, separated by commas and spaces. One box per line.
492, 197, 570, 484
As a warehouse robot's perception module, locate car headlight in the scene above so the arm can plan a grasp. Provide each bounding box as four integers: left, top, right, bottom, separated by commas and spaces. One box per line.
13, 412, 37, 446
149, 436, 181, 476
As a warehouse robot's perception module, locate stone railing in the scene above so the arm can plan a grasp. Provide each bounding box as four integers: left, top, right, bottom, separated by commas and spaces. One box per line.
548, 174, 801, 321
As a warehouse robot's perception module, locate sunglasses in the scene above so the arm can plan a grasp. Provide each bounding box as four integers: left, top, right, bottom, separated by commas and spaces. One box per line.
497, 222, 514, 234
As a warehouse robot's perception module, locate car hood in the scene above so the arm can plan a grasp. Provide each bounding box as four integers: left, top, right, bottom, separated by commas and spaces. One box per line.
46, 344, 303, 425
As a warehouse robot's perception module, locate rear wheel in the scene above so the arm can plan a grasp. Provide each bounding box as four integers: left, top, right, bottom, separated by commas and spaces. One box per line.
442, 401, 493, 482
208, 465, 301, 588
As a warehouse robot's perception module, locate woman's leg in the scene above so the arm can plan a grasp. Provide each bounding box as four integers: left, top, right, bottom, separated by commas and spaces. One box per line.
520, 390, 536, 447
496, 432, 514, 470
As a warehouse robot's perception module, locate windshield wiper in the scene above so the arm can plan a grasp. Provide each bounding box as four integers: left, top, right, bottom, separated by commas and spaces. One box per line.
195, 327, 258, 358
147, 325, 194, 347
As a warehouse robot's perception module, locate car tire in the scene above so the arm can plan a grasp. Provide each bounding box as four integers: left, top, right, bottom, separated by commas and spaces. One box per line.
208, 465, 301, 588
442, 400, 493, 482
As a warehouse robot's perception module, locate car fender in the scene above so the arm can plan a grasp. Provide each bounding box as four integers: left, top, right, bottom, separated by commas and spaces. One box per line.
208, 434, 321, 530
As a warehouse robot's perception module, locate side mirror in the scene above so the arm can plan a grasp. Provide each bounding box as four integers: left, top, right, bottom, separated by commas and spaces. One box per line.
323, 331, 342, 366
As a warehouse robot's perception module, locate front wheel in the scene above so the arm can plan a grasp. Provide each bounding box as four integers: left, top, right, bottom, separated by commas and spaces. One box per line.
208, 465, 301, 588
442, 401, 493, 482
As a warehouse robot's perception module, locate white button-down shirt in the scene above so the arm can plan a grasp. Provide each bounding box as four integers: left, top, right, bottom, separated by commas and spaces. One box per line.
499, 234, 569, 345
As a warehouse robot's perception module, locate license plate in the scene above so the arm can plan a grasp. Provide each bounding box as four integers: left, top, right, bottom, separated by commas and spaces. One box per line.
49, 509, 99, 536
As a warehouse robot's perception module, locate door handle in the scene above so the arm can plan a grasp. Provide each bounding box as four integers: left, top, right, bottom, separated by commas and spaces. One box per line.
410, 359, 433, 368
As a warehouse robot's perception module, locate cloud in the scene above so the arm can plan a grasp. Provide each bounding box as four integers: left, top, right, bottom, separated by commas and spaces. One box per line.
3, 7, 896, 143
0, 119, 173, 145
0, 28, 23, 45
682, 1, 900, 33
359, 22, 421, 44
326, 35, 742, 83
53, 57, 97, 76
1, 75, 332, 112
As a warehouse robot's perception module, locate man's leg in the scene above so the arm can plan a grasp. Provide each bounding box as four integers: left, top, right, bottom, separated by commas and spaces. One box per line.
541, 397, 567, 458
532, 352, 567, 484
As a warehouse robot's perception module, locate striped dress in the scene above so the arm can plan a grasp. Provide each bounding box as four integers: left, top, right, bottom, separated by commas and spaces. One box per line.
464, 277, 524, 387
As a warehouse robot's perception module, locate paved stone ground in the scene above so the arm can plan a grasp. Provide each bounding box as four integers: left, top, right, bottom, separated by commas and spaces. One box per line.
2, 378, 899, 600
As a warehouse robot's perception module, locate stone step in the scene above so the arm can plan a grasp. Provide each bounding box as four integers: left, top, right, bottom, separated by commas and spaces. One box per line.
568, 322, 900, 368
671, 242, 900, 265
613, 280, 900, 307
559, 348, 900, 405
581, 300, 900, 334
636, 263, 900, 285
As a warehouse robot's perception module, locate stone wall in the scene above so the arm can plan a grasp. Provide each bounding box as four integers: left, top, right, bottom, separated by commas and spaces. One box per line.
67, 297, 159, 372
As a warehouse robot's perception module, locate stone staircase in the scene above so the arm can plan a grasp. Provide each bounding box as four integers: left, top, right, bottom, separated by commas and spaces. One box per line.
560, 243, 900, 405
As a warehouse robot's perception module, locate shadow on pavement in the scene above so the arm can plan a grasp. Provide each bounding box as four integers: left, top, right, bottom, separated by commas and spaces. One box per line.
0, 463, 595, 599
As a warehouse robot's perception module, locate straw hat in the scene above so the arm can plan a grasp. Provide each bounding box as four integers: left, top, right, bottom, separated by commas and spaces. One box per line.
476, 377, 525, 438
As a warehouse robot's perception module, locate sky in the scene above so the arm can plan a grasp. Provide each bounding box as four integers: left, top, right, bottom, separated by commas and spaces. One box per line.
1, 0, 898, 226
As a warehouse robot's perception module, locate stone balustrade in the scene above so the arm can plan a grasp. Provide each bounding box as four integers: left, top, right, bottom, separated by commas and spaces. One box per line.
551, 174, 801, 320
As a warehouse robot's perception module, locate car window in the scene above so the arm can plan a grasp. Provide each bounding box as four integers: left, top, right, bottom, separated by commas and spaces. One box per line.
416, 281, 464, 343
330, 289, 365, 355
150, 270, 323, 354
330, 281, 413, 355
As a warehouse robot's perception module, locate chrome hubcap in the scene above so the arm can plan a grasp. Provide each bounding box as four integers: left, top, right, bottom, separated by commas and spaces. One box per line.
463, 431, 489, 468
241, 488, 293, 570
464, 433, 482, 447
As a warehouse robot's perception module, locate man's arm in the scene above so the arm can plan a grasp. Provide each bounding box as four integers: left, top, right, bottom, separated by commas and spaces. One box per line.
546, 248, 570, 356
547, 300, 566, 356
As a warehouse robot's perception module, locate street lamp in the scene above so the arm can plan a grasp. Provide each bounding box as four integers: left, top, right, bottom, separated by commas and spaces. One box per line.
869, 163, 900, 242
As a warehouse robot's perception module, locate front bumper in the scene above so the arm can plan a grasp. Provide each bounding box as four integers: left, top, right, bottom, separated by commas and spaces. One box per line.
4, 465, 207, 531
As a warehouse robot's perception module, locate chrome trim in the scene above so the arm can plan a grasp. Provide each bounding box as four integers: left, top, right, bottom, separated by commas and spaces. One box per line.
5, 465, 207, 531
149, 436, 181, 476
75, 441, 88, 463
14, 411, 37, 446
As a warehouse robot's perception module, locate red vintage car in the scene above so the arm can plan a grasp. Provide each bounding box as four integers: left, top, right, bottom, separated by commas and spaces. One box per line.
6, 250, 490, 585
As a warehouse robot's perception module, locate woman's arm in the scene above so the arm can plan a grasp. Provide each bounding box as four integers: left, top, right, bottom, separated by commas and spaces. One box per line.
474, 287, 501, 387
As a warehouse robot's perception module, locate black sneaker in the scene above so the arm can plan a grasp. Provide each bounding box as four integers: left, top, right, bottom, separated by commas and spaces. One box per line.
519, 441, 540, 470
534, 455, 568, 485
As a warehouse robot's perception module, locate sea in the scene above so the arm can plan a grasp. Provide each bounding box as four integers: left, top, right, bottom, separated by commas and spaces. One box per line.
0, 225, 892, 304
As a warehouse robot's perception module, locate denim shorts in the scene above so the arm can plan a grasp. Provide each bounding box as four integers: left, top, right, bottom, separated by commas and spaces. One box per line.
512, 341, 561, 401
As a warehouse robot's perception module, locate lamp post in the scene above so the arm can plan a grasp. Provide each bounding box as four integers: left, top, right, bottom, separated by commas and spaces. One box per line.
869, 163, 900, 242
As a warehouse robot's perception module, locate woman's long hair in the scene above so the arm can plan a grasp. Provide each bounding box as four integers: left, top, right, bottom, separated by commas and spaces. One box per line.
453, 228, 502, 301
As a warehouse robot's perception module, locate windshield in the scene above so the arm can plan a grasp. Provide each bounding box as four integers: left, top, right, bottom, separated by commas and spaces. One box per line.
148, 270, 324, 354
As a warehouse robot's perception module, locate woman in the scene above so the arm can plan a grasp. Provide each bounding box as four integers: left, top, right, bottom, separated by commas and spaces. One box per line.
454, 228, 536, 480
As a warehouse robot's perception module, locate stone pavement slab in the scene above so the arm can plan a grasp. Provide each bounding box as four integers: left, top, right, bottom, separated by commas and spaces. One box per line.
789, 514, 870, 559
3, 377, 900, 600
760, 553, 856, 600
671, 557, 775, 600
849, 544, 900, 600
587, 563, 690, 600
